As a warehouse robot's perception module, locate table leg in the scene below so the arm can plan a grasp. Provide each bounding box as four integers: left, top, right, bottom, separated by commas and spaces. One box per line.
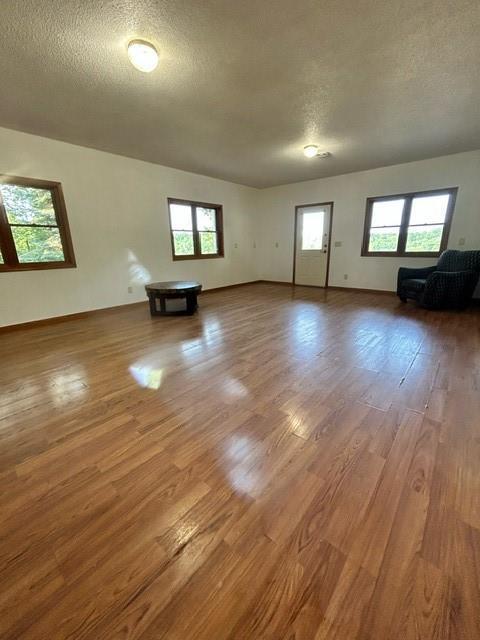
148, 293, 157, 316
185, 292, 198, 315
159, 295, 167, 314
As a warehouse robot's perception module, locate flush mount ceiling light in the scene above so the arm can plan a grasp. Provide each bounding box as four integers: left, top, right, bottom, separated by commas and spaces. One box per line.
127, 39, 159, 72
303, 145, 331, 159
303, 144, 319, 158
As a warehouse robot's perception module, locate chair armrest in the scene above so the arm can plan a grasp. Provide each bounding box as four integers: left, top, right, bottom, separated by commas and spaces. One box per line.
397, 265, 436, 294
422, 270, 480, 309
426, 269, 478, 283
398, 265, 436, 282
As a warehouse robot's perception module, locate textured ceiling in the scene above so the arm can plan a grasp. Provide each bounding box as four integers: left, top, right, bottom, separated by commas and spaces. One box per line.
1, 0, 480, 188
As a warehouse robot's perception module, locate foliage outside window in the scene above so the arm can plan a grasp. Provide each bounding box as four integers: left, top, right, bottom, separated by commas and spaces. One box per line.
361, 188, 457, 257
0, 175, 76, 272
168, 198, 224, 260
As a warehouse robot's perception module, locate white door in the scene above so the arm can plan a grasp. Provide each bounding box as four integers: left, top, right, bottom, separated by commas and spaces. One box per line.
294, 204, 331, 287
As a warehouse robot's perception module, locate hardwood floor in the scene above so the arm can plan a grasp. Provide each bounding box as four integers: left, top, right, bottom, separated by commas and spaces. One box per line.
1, 283, 479, 639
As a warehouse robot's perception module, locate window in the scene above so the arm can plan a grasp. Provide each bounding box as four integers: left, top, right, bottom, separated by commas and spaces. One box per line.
0, 175, 76, 272
361, 187, 457, 257
301, 210, 324, 250
168, 198, 224, 260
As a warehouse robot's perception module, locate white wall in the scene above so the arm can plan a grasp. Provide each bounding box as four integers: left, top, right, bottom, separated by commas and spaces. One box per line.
1, 127, 479, 328
0, 127, 258, 327
257, 151, 480, 291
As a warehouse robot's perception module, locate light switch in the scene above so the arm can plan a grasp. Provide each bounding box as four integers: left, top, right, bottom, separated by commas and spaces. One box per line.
334, 241, 342, 248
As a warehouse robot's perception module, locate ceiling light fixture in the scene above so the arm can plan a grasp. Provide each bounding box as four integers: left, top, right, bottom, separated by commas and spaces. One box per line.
127, 39, 159, 73
303, 144, 319, 158
303, 145, 331, 159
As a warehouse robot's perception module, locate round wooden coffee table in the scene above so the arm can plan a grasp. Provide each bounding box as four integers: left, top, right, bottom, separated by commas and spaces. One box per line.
145, 281, 202, 316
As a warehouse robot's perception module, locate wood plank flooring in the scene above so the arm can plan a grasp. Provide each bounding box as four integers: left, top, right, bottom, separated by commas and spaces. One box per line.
1, 283, 479, 639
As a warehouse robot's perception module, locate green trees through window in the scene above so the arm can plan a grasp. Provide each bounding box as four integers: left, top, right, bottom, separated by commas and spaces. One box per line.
0, 176, 75, 272
168, 199, 223, 260
369, 227, 443, 253
362, 188, 457, 257
2, 185, 64, 262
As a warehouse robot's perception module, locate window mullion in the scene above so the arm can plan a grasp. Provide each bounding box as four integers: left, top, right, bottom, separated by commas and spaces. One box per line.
192, 206, 200, 257
215, 208, 223, 256
0, 193, 19, 266
397, 196, 411, 255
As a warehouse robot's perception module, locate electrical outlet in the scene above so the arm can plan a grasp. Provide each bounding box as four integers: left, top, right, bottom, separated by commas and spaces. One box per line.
127, 286, 133, 294
334, 241, 342, 248
344, 274, 348, 280
234, 242, 238, 249
459, 237, 466, 246
275, 242, 279, 248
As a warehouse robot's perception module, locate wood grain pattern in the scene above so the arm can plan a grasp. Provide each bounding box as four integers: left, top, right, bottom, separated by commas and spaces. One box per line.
0, 283, 479, 639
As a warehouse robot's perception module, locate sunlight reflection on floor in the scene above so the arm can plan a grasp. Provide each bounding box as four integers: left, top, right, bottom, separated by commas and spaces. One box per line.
222, 376, 249, 398
224, 433, 260, 496
48, 367, 88, 407
129, 364, 163, 390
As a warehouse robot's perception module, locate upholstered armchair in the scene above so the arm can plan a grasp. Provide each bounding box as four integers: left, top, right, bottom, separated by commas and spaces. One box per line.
397, 250, 480, 309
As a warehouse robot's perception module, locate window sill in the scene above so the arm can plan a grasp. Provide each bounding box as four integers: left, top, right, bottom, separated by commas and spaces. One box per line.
0, 262, 77, 273
172, 254, 224, 261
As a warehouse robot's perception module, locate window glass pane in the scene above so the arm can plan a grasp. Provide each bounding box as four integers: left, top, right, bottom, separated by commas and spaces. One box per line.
368, 226, 400, 252
406, 224, 443, 252
12, 227, 65, 262
409, 194, 450, 225
0, 249, 3, 264
370, 199, 404, 227
197, 208, 216, 231
199, 231, 218, 255
301, 211, 324, 250
170, 204, 193, 230
173, 231, 194, 255
1, 185, 57, 225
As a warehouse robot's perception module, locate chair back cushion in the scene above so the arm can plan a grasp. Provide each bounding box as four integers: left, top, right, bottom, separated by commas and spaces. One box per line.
436, 250, 480, 273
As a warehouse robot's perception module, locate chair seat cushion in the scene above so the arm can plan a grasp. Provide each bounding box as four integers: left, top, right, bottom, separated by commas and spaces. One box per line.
402, 278, 427, 292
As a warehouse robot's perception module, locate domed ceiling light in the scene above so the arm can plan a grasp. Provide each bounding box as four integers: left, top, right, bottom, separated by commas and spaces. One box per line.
127, 39, 159, 73
303, 144, 319, 158
303, 145, 331, 159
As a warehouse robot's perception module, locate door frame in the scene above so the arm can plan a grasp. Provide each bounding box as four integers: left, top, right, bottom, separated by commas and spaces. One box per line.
293, 201, 334, 287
